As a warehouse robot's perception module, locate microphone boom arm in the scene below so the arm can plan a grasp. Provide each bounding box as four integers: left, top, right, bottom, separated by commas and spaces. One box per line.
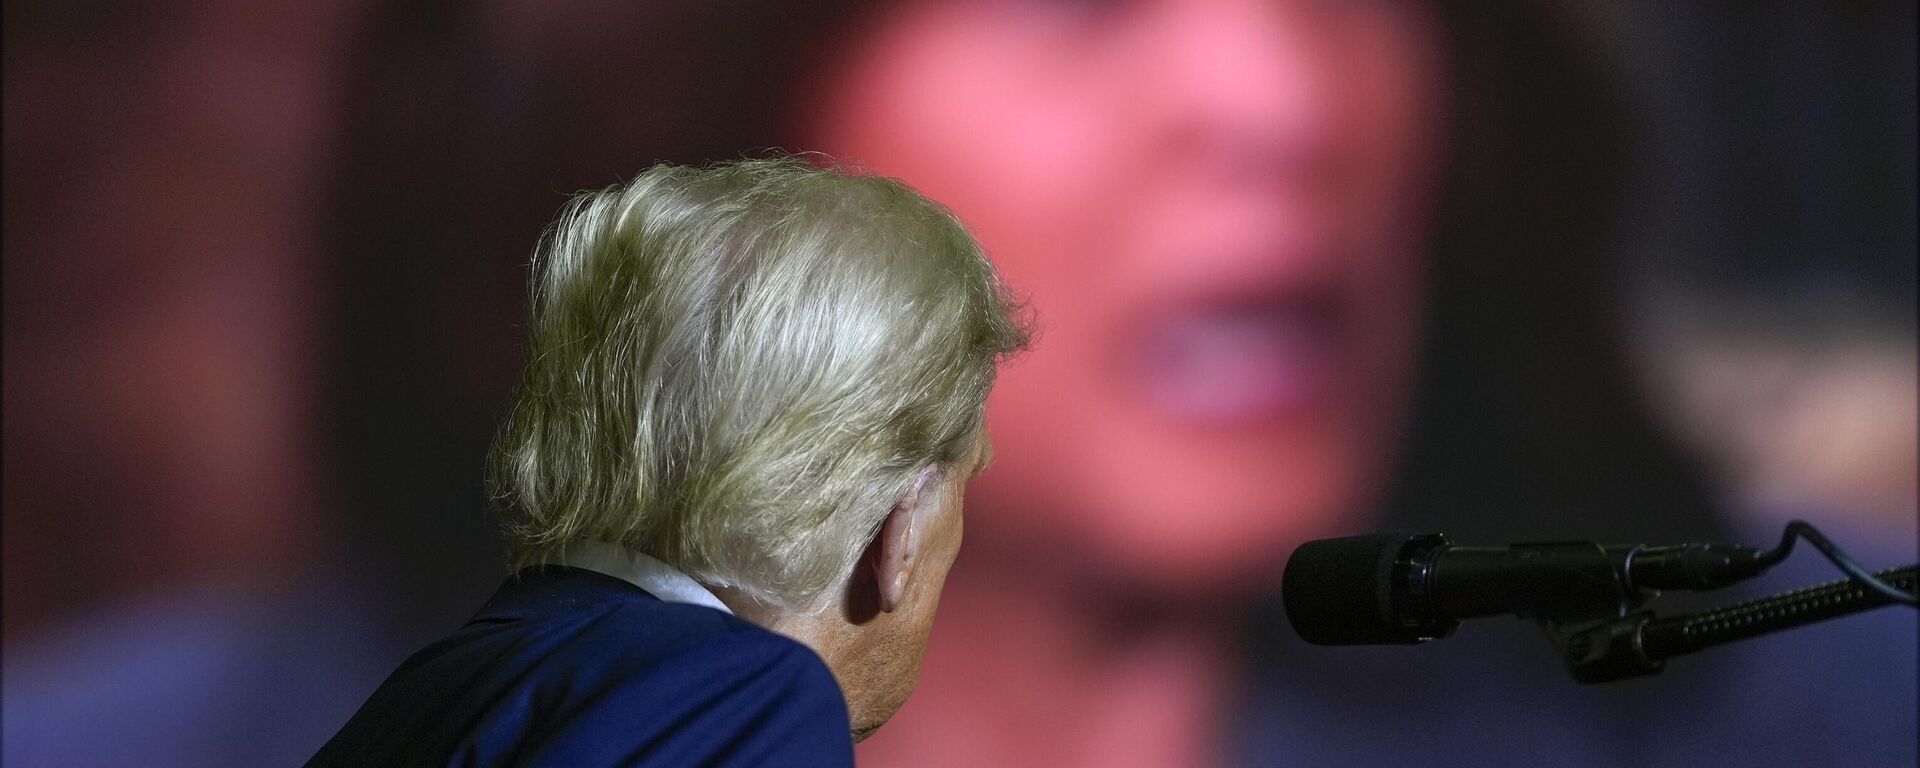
1554, 565, 1919, 684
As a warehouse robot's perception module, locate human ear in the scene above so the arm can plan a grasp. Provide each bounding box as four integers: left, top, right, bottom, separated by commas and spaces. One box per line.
870, 466, 939, 613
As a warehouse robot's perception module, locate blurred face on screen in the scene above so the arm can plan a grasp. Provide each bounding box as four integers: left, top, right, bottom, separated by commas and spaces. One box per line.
807, 0, 1447, 592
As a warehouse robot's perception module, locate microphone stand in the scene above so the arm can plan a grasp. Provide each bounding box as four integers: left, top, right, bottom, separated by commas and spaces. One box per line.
1549, 564, 1918, 684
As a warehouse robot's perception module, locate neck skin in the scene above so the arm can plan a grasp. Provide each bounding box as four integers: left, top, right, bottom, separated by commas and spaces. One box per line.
719, 577, 934, 743
719, 450, 978, 742
724, 599, 868, 698
852, 549, 1240, 768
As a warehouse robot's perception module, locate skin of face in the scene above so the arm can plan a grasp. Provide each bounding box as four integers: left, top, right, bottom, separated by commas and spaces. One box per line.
745, 437, 983, 739
804, 0, 1450, 594
844, 443, 974, 739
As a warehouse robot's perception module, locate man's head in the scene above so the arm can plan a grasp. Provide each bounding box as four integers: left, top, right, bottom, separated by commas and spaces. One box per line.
489, 157, 1025, 735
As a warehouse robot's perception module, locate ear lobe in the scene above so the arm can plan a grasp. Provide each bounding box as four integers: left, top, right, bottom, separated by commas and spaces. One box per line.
871, 467, 936, 613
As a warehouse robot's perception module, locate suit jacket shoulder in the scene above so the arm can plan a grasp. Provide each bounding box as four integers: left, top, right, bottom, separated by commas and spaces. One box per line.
307, 568, 854, 768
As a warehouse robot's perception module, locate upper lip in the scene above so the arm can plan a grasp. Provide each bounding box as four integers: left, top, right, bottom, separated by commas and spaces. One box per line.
1113, 239, 1348, 351
1124, 277, 1348, 360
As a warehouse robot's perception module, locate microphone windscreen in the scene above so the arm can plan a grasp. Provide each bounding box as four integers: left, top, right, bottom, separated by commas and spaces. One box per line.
1282, 533, 1419, 645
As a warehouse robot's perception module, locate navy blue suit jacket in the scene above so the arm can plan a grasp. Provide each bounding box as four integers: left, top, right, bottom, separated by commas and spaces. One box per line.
308, 567, 855, 767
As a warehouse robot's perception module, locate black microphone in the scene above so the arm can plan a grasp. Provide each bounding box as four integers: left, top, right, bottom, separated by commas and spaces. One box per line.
1282, 532, 1769, 646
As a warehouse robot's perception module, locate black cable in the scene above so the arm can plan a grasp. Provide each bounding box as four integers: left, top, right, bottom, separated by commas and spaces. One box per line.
1754, 519, 1918, 607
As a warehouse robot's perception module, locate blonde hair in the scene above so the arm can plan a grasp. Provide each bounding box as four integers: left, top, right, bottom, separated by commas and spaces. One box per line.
490, 157, 1027, 611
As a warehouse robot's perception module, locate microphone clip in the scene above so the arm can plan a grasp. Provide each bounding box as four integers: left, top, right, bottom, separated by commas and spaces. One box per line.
1397, 538, 1671, 683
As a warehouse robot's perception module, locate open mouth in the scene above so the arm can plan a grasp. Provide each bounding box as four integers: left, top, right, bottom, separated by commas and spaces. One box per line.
1126, 283, 1346, 427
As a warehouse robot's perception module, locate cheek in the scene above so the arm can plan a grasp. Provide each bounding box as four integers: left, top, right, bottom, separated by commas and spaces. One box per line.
930, 490, 967, 583
952, 495, 964, 549
809, 5, 1142, 538
802, 2, 1133, 277
1345, 5, 1451, 232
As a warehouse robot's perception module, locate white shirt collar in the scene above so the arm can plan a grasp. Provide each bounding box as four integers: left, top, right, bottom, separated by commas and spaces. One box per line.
554, 540, 734, 615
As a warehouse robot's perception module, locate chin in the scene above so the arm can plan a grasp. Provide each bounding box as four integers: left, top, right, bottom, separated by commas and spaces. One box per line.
966, 417, 1392, 597
1076, 465, 1375, 597
850, 691, 913, 743
849, 657, 922, 744
1100, 516, 1331, 596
